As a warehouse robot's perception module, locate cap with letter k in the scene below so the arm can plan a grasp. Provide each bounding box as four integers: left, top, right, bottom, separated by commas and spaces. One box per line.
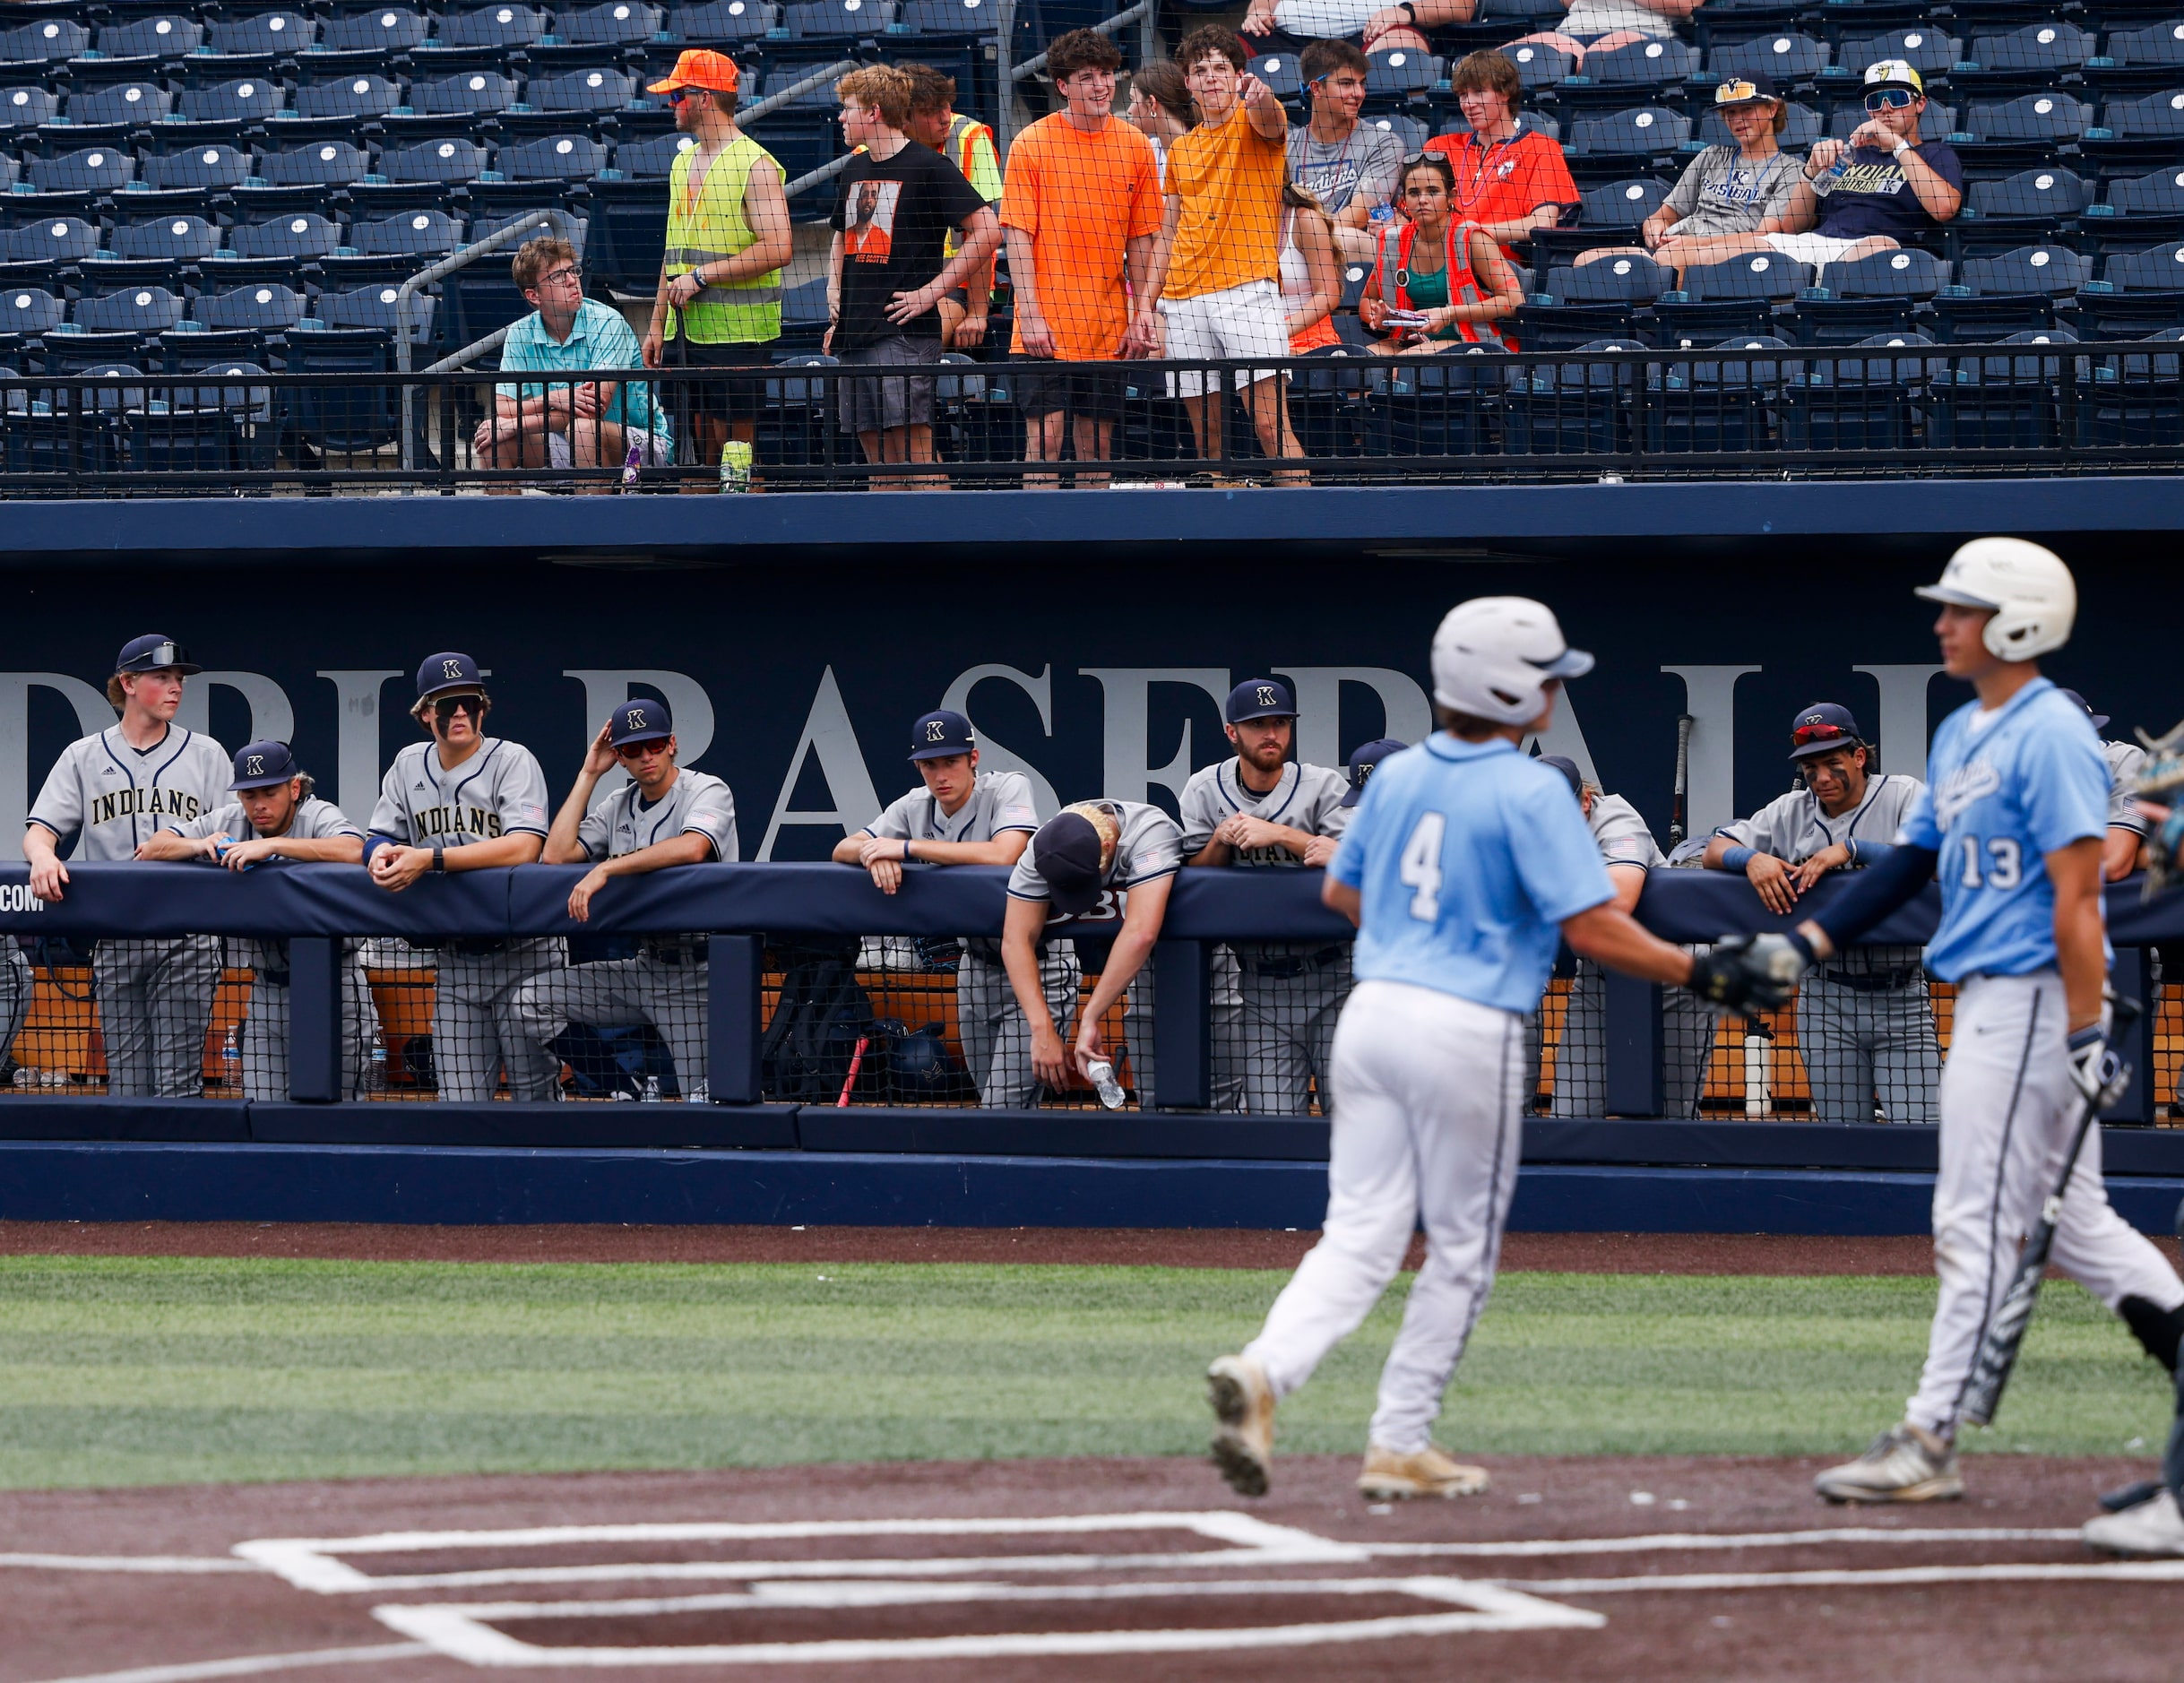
910, 709, 976, 761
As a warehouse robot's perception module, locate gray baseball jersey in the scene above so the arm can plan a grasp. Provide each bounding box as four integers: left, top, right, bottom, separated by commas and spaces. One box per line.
1716, 771, 1926, 861
578, 768, 740, 862
369, 738, 551, 846
1178, 761, 1350, 867
866, 771, 1039, 847
28, 725, 230, 858
2104, 739, 2148, 835
171, 797, 363, 971
1587, 791, 1662, 870
1007, 799, 1183, 924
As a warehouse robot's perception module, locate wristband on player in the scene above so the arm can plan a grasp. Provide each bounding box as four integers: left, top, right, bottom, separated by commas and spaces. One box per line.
1722, 844, 1757, 873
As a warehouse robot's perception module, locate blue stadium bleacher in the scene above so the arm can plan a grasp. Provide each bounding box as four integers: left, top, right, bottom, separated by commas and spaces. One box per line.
1830, 27, 1960, 82
2077, 237, 2184, 335
1955, 165, 2091, 255
412, 4, 551, 67
2, 86, 63, 133
782, 0, 897, 39
2086, 19, 2184, 98
1657, 252, 1812, 341
534, 1, 665, 62
511, 67, 639, 134
1707, 33, 1831, 92
54, 80, 175, 137
1925, 327, 2086, 448
393, 69, 522, 131
216, 211, 344, 278
83, 14, 206, 69
1933, 241, 2092, 336
353, 136, 490, 211
234, 140, 372, 214
1556, 39, 1704, 115
0, 287, 68, 358
2083, 88, 2184, 172
1951, 21, 2096, 95
197, 12, 316, 71
22, 148, 139, 211
1529, 177, 1672, 270
133, 143, 255, 208
1567, 108, 1692, 183
304, 7, 432, 66
1365, 48, 1441, 101
1793, 246, 1948, 343
0, 18, 90, 72
84, 214, 222, 286
1955, 91, 2093, 177
2085, 162, 2184, 254
163, 76, 288, 139
323, 208, 466, 283
1244, 53, 1301, 98
0, 219, 101, 281
669, 0, 780, 48
1779, 331, 1948, 450
1523, 253, 1672, 348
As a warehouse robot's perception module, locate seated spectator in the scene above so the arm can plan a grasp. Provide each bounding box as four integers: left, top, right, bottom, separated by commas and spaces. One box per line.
1003, 800, 1183, 1103
1282, 184, 1345, 352
1127, 59, 1195, 186
475, 236, 671, 488
1577, 74, 1800, 282
832, 709, 1057, 1108
1663, 62, 1962, 279
824, 65, 1002, 490
138, 741, 370, 1101
999, 28, 1165, 489
1504, 0, 1701, 67
1360, 152, 1524, 354
900, 64, 1002, 352
1243, 0, 1473, 56
1424, 51, 1580, 263
1151, 25, 1308, 483
1284, 40, 1403, 263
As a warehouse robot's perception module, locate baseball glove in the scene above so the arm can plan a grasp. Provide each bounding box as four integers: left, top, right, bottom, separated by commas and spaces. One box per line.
1687, 932, 1805, 1015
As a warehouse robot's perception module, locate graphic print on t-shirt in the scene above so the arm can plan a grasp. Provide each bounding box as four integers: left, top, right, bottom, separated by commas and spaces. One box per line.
845, 179, 901, 262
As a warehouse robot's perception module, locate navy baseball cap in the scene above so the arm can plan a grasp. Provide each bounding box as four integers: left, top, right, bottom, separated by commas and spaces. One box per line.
1790, 703, 1864, 761
2058, 688, 2110, 730
416, 652, 483, 701
229, 739, 298, 790
1032, 810, 1106, 916
1341, 738, 1407, 807
609, 697, 672, 747
1225, 678, 1296, 725
116, 634, 201, 676
1538, 754, 1584, 797
910, 709, 976, 761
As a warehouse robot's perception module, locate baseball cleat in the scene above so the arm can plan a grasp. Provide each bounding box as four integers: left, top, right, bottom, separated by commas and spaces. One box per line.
1359, 1443, 1489, 1500
1814, 1421, 1964, 1504
2083, 1486, 2184, 1557
1205, 1354, 1275, 1497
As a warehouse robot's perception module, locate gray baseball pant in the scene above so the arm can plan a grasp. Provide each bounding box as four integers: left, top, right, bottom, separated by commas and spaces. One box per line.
1797, 971, 1940, 1126
1544, 959, 1719, 1118
511, 954, 710, 1099
956, 946, 1080, 1109
94, 936, 220, 1099
239, 960, 375, 1101
0, 943, 29, 1072
431, 938, 567, 1101
1227, 945, 1352, 1116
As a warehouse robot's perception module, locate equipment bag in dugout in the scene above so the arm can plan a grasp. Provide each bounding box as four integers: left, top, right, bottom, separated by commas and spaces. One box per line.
761, 938, 886, 1103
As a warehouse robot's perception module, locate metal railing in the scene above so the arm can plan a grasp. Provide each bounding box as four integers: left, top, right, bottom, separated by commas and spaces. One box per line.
3, 342, 2180, 496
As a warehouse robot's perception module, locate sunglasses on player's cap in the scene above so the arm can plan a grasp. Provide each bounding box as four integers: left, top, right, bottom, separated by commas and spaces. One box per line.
1789, 703, 1866, 760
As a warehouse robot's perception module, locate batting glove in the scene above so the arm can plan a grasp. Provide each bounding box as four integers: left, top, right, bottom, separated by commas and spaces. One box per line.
1687, 932, 1803, 1014
2067, 1023, 2131, 1110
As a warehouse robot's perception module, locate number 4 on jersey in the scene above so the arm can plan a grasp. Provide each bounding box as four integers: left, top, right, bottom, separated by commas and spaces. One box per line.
1402, 811, 1446, 920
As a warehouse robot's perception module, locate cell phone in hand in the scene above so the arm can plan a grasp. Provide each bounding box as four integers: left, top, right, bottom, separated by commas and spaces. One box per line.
1382, 309, 1431, 330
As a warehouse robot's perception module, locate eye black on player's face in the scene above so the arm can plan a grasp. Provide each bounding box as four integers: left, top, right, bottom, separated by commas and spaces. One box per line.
1801, 746, 1867, 812
430, 692, 487, 746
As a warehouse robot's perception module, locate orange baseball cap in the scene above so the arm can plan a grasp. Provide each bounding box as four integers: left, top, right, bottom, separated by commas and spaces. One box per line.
647, 47, 741, 95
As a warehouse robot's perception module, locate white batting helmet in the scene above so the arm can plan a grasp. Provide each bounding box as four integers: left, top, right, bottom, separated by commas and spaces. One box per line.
1914, 538, 2076, 661
1430, 597, 1594, 726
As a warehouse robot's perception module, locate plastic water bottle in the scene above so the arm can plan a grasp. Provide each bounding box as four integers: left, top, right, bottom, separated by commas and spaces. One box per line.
221, 1026, 239, 1084
718, 440, 753, 493
641, 1075, 663, 1102
620, 437, 644, 488
1086, 1057, 1127, 1110
365, 1040, 388, 1094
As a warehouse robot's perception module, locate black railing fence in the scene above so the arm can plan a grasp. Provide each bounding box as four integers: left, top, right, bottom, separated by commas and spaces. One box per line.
0, 341, 2179, 494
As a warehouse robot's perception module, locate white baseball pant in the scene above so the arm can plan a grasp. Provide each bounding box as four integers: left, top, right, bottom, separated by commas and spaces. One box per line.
1907, 968, 2184, 1437
1243, 978, 1525, 1453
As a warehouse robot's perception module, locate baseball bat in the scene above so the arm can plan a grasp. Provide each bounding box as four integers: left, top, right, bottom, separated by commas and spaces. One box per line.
836, 1036, 870, 1108
1960, 995, 2142, 1428
1668, 713, 1695, 849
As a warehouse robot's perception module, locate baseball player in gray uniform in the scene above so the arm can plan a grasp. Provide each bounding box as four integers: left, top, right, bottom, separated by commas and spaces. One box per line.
1705, 703, 1937, 1125
0, 939, 27, 1084
22, 634, 229, 1098
2060, 690, 2150, 883
514, 698, 738, 1101
1537, 755, 1721, 1118
1004, 799, 1184, 1103
1179, 679, 1352, 1116
141, 741, 370, 1100
833, 710, 1057, 1108
366, 652, 563, 1102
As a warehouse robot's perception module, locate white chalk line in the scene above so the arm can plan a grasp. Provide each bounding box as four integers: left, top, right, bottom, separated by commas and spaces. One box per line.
0, 1553, 262, 1575
17, 1640, 434, 1683
370, 1575, 1602, 1665
1365, 1526, 2087, 1558
1515, 1559, 2184, 1594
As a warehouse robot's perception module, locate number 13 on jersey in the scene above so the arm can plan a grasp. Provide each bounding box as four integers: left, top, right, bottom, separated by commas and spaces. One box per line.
1959, 833, 2022, 889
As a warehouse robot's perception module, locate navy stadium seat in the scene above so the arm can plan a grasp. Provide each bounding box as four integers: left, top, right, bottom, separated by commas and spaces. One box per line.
0, 286, 67, 355
1360, 112, 1428, 155
1245, 54, 1302, 98
1931, 241, 2091, 337
671, 0, 781, 45
1790, 246, 1947, 343
2083, 326, 2184, 444
317, 280, 436, 339
1707, 33, 1830, 91
1501, 41, 1575, 94
58, 81, 174, 135
1697, 99, 1822, 149
542, 1, 667, 55
1656, 250, 1809, 341
0, 17, 90, 71
396, 70, 522, 127
2081, 89, 2184, 172
1365, 48, 1441, 99
1925, 327, 2085, 449
2086, 20, 2184, 99
234, 140, 371, 213
87, 15, 206, 67
1955, 91, 2092, 176
134, 144, 255, 204
472, 134, 607, 211
2076, 237, 2184, 335
1779, 330, 1945, 449
51, 287, 187, 369
323, 207, 466, 281
782, 0, 896, 38
517, 67, 640, 128
1955, 165, 2090, 255
612, 132, 695, 177
1567, 108, 1692, 180
588, 134, 691, 287
1951, 21, 2094, 95
195, 282, 309, 337
1, 86, 61, 133
165, 78, 287, 139
306, 8, 432, 65
0, 218, 101, 280
1529, 177, 1671, 269
286, 307, 416, 455
361, 136, 491, 203
24, 148, 138, 208
1556, 40, 1703, 118
216, 211, 344, 277
2085, 163, 2184, 252
200, 13, 315, 70
413, 4, 551, 65
284, 72, 403, 133
1502, 335, 1642, 455
87, 215, 221, 284
1519, 252, 1670, 349
892, 0, 1002, 36
1647, 332, 1798, 452
1829, 28, 1961, 84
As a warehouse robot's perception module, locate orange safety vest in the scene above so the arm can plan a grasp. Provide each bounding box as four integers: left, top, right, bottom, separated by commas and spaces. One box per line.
1374, 218, 1503, 348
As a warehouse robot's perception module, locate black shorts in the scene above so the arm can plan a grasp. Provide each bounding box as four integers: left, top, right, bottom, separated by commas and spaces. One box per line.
1009, 356, 1127, 423
942, 285, 971, 312
659, 337, 773, 423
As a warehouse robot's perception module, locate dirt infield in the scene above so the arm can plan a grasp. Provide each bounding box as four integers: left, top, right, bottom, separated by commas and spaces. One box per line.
0, 1221, 1938, 1274
1, 1452, 2173, 1683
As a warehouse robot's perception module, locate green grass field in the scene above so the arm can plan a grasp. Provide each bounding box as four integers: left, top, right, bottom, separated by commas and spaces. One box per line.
0, 1256, 2171, 1489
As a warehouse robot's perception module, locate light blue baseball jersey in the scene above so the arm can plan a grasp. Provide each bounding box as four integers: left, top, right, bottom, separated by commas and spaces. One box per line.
1329, 734, 1613, 1013
1898, 677, 2110, 982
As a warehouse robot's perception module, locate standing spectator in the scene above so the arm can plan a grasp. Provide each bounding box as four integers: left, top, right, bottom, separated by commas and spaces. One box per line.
1282, 184, 1345, 353
139, 742, 370, 1101
1669, 62, 1962, 278
1423, 50, 1579, 263
1702, 703, 1937, 1126
1000, 28, 1165, 488
901, 65, 1002, 352
1284, 39, 1403, 263
832, 709, 1066, 1108
365, 653, 564, 1103
1147, 25, 1308, 484
1127, 60, 1195, 186
2059, 690, 2150, 883
1004, 800, 1184, 1103
642, 49, 792, 477
1360, 152, 1524, 353
476, 236, 671, 488
825, 65, 1002, 489
22, 635, 228, 1100
1179, 679, 1353, 1116
1242, 0, 1473, 56
514, 698, 738, 1104
1577, 74, 1801, 282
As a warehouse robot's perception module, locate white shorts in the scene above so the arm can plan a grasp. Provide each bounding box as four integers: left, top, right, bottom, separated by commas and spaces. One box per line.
1763, 232, 1885, 277
545, 427, 672, 469
1160, 280, 1291, 397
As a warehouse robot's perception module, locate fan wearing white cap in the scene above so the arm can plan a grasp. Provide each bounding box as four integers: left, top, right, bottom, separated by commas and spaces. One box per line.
1204, 596, 1790, 1504
1712, 539, 2184, 1549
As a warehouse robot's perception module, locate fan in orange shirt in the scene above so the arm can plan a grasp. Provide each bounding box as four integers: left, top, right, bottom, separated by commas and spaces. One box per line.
1422, 49, 1579, 264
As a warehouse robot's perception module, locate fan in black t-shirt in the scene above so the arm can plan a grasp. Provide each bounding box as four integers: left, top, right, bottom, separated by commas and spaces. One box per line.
828, 121, 993, 352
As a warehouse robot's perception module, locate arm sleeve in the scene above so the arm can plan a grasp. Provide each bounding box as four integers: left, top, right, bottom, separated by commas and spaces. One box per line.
1525, 134, 1580, 211
1897, 780, 1941, 850
988, 772, 1040, 833
1352, 132, 1403, 211
1006, 840, 1049, 902
1759, 155, 1801, 220
1127, 140, 1166, 237
1176, 776, 1221, 856
305, 800, 366, 841
1327, 779, 1378, 886
937, 152, 989, 229
965, 125, 1003, 202
1125, 816, 1185, 884
367, 761, 404, 842
1810, 840, 1938, 951
168, 807, 227, 841
2110, 744, 2148, 833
